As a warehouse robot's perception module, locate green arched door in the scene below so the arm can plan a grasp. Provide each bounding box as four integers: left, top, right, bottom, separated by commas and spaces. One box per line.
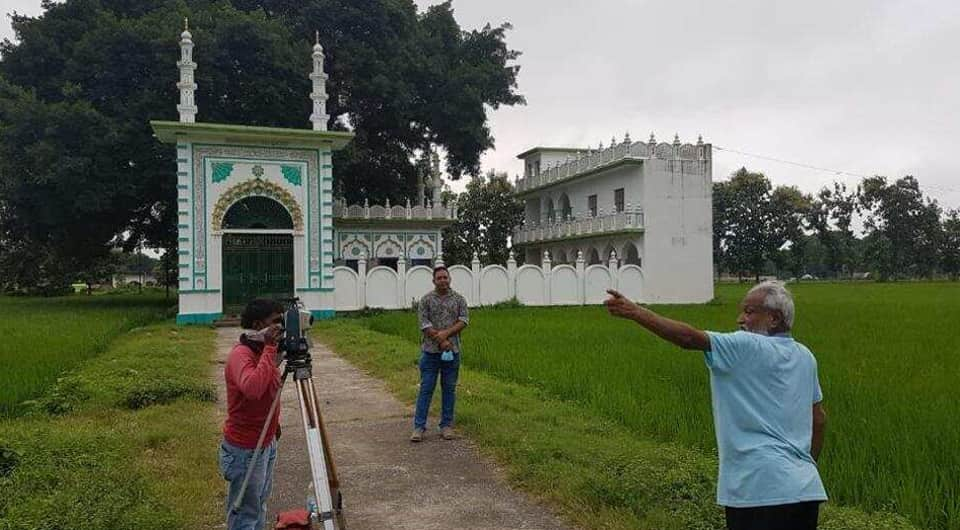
221, 197, 295, 315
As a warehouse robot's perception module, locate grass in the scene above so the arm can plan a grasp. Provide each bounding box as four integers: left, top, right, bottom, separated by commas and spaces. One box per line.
324, 281, 958, 530
0, 303, 222, 529
0, 294, 173, 416
313, 317, 918, 530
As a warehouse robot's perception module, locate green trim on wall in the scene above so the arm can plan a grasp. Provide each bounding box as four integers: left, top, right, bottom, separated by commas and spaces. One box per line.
178, 264, 189, 268
296, 287, 335, 292
177, 158, 188, 163
211, 161, 234, 183
178, 224, 189, 229
177, 184, 189, 190
178, 198, 189, 203
178, 250, 190, 255
281, 165, 302, 186
177, 171, 188, 176
179, 289, 220, 293
176, 312, 222, 325
310, 309, 335, 320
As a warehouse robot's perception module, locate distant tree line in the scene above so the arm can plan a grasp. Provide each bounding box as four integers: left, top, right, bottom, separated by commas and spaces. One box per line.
714, 168, 960, 281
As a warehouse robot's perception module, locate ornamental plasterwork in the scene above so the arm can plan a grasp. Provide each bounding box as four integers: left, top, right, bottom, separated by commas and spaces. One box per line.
406, 234, 436, 259
211, 178, 304, 231
211, 162, 234, 183
374, 235, 404, 258
192, 144, 320, 275
281, 165, 303, 186
339, 234, 371, 259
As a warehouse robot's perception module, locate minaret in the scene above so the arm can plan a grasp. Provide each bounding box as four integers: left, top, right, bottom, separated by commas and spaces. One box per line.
176, 18, 198, 123
309, 32, 330, 131
430, 149, 442, 206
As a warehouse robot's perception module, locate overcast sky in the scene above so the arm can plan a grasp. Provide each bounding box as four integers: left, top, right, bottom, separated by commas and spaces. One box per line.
3, 0, 959, 208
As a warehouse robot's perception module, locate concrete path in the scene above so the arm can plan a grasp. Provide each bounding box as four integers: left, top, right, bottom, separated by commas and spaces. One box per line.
213, 328, 573, 530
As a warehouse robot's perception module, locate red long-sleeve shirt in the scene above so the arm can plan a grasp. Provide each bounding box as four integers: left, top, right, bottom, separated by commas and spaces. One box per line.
223, 341, 281, 448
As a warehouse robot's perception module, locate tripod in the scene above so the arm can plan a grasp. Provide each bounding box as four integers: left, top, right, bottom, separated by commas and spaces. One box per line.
232, 345, 346, 530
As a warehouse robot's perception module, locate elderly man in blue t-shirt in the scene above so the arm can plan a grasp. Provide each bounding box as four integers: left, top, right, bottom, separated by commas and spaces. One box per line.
605, 281, 827, 530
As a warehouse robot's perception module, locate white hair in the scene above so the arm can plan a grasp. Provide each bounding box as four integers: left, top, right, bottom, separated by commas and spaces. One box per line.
747, 281, 795, 330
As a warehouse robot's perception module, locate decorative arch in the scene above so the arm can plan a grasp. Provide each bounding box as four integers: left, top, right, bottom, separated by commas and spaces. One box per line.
406, 235, 436, 259
559, 193, 571, 220
587, 247, 601, 265
222, 196, 293, 229
622, 242, 641, 266
554, 249, 568, 264
212, 178, 303, 231
545, 196, 556, 223
602, 244, 617, 264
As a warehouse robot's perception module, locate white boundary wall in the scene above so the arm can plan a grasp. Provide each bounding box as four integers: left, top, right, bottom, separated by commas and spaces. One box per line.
334, 250, 644, 310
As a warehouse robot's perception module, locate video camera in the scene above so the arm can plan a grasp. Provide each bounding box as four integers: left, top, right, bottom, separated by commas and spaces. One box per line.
278, 298, 314, 362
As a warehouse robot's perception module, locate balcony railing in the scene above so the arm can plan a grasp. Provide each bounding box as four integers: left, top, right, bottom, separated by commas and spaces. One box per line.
516, 135, 709, 194
512, 208, 644, 244
333, 198, 456, 221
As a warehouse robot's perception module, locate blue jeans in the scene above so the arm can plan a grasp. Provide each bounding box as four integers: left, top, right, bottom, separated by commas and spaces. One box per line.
413, 350, 460, 430
219, 438, 278, 530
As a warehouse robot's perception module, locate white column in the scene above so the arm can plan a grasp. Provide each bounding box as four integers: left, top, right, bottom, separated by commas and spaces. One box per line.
398, 252, 407, 308
471, 251, 481, 306
608, 250, 619, 291
507, 250, 517, 299
576, 250, 586, 305
542, 250, 552, 306
358, 252, 367, 308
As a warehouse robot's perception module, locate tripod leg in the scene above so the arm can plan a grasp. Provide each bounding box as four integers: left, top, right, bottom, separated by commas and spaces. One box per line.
296, 377, 338, 530
308, 378, 347, 529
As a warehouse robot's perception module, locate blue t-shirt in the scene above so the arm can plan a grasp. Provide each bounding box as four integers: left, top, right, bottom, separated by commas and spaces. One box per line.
704, 331, 827, 507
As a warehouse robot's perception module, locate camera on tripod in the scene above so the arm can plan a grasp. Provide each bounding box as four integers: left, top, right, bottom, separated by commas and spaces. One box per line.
278, 298, 314, 363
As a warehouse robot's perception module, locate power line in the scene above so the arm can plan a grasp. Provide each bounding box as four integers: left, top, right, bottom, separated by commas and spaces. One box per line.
713, 144, 960, 196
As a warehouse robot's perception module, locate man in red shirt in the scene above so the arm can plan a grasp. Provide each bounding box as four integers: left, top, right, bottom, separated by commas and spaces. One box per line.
218, 298, 284, 530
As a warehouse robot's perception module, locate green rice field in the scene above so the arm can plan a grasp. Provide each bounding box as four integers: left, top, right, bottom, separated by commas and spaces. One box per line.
361, 282, 960, 530
0, 294, 172, 416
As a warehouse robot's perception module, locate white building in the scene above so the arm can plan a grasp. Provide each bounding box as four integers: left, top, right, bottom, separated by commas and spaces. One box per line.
153, 24, 454, 324
512, 133, 714, 303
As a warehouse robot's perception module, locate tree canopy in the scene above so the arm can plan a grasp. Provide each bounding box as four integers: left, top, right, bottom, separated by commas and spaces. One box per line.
0, 0, 524, 292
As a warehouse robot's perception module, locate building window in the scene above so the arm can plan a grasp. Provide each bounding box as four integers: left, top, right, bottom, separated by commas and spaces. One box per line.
614, 188, 625, 213
588, 195, 597, 217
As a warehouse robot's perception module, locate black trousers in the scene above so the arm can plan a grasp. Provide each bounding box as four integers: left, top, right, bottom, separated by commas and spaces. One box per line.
725, 501, 820, 530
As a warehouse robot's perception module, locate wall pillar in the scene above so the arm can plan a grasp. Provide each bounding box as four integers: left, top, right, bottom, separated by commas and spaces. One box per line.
542, 250, 552, 305
471, 251, 481, 304
358, 252, 367, 308
576, 250, 586, 305
507, 250, 517, 299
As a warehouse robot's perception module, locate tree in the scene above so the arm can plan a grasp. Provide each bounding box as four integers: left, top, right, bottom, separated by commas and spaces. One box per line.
441, 171, 523, 266
711, 180, 735, 277
716, 168, 775, 280
860, 176, 943, 280
0, 0, 524, 291
806, 182, 860, 279
942, 210, 960, 280
154, 246, 180, 298
769, 185, 811, 279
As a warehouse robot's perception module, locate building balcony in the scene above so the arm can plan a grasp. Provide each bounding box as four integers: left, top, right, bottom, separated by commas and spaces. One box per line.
513, 208, 644, 245
515, 135, 710, 195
